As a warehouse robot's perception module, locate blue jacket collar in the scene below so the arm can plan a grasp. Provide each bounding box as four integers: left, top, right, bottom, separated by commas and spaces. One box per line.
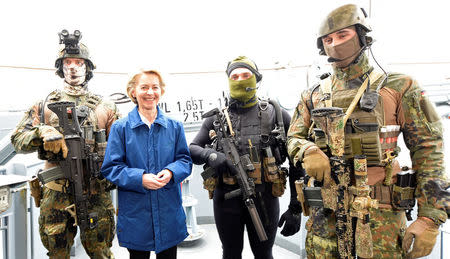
129, 105, 168, 129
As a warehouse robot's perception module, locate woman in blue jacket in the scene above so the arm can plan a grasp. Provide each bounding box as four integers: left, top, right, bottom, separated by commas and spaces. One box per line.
101, 69, 192, 259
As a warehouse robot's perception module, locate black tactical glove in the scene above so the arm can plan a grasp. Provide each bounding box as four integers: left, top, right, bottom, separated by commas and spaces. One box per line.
278, 199, 302, 236
201, 148, 229, 172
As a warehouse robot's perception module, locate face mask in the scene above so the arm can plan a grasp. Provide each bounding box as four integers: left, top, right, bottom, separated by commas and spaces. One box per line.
228, 76, 257, 103
63, 62, 87, 86
324, 34, 362, 68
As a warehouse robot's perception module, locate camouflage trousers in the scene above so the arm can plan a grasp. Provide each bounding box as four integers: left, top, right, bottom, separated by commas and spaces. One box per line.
305, 207, 406, 259
38, 187, 115, 259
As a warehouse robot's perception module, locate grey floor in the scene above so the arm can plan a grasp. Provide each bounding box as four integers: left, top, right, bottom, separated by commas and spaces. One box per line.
72, 224, 299, 258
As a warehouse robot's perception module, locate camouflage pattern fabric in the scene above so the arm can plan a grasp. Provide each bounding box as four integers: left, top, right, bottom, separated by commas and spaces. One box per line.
305, 207, 406, 259
11, 85, 119, 258
287, 53, 448, 256
39, 187, 115, 259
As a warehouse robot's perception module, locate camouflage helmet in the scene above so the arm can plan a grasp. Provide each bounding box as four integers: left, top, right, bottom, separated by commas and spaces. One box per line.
55, 30, 96, 82
317, 4, 372, 55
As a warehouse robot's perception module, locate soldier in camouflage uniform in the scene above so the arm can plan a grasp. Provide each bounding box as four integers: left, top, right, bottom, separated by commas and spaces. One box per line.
11, 30, 119, 259
287, 4, 449, 259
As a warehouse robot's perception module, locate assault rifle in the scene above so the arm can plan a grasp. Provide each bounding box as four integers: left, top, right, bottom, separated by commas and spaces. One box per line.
310, 107, 377, 258
202, 108, 268, 241
47, 101, 102, 232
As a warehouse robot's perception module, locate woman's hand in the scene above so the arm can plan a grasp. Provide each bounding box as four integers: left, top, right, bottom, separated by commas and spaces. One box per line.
142, 170, 173, 190
142, 173, 165, 190
156, 169, 173, 185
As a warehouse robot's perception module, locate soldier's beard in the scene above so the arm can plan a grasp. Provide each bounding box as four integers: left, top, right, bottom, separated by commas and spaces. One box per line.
63, 63, 87, 86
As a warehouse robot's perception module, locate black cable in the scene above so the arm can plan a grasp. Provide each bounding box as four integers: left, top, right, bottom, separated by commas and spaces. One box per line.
368, 46, 388, 77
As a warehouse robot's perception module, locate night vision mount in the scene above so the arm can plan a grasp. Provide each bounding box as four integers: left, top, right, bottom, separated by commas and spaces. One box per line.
58, 29, 82, 55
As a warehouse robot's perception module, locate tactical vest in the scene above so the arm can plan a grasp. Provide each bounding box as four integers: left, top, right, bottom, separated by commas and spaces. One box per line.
311, 71, 400, 166
213, 100, 287, 197
38, 90, 107, 177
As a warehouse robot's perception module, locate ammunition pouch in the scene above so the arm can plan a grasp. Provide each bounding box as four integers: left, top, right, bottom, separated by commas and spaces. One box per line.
248, 162, 262, 184
370, 184, 392, 207
297, 179, 416, 214
344, 121, 382, 166
262, 155, 287, 197
201, 167, 218, 199
29, 176, 42, 207
37, 166, 65, 184
391, 168, 416, 218
263, 156, 279, 182
391, 185, 415, 210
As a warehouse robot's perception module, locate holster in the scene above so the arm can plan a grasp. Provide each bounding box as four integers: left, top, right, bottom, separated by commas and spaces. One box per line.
271, 167, 287, 197
201, 167, 218, 199
29, 176, 42, 207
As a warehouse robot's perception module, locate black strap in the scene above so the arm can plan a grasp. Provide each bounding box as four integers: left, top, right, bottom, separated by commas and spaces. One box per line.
39, 93, 52, 124
259, 100, 270, 144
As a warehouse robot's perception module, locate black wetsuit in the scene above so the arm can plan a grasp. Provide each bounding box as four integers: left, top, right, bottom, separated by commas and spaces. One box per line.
189, 100, 302, 259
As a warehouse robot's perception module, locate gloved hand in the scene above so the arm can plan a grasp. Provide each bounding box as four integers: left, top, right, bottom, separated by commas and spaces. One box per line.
302, 146, 331, 184
278, 199, 301, 236
201, 148, 229, 171
402, 217, 440, 259
38, 125, 68, 158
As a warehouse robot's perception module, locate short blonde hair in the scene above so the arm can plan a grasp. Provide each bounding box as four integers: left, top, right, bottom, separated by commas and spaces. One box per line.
126, 69, 166, 104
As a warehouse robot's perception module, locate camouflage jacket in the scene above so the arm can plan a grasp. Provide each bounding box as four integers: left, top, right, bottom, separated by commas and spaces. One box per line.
287, 54, 448, 224
11, 84, 120, 171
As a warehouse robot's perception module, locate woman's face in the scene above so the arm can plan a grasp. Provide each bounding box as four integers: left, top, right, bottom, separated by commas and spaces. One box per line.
133, 73, 161, 111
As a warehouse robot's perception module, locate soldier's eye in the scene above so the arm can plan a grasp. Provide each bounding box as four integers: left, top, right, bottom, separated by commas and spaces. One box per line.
242, 73, 252, 79
323, 37, 332, 44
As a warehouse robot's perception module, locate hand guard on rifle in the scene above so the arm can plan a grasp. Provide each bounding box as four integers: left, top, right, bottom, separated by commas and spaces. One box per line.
38, 125, 68, 158
202, 148, 231, 175
302, 146, 331, 185
278, 199, 302, 236
402, 217, 439, 259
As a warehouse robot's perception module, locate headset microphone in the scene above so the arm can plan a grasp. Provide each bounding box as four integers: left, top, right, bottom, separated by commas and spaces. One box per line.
327, 57, 342, 62
245, 86, 258, 91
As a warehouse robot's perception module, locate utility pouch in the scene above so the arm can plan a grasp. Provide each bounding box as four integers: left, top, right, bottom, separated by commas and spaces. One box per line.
248, 162, 262, 184
29, 175, 42, 207
392, 167, 416, 220
344, 119, 382, 166
271, 167, 287, 197
247, 141, 262, 184
201, 167, 218, 199
263, 147, 279, 182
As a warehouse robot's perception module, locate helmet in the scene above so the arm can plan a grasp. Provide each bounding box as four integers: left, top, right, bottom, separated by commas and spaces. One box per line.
317, 4, 372, 55
55, 30, 95, 82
